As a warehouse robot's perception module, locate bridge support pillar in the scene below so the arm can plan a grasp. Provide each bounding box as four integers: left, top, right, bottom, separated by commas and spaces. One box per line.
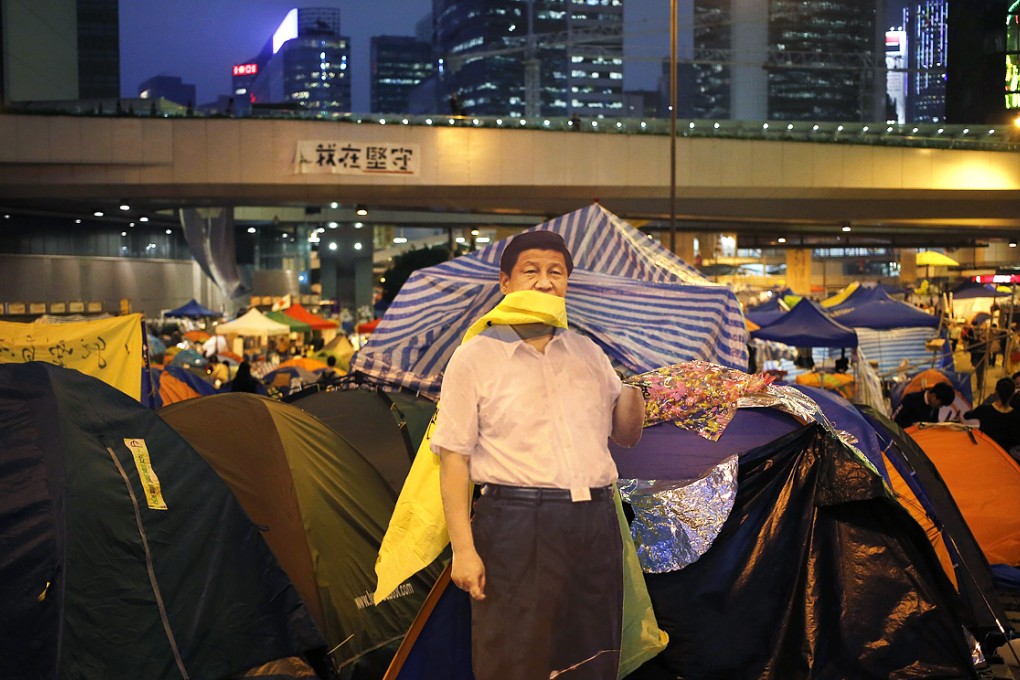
899, 248, 918, 284
785, 248, 812, 296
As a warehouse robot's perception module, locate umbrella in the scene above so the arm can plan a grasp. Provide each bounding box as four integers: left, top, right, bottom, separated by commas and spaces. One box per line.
915, 251, 959, 267
169, 347, 205, 367
184, 329, 210, 343
916, 250, 959, 284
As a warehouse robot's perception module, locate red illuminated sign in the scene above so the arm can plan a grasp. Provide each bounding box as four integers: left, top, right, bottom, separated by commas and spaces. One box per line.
233, 63, 259, 77
973, 274, 1020, 284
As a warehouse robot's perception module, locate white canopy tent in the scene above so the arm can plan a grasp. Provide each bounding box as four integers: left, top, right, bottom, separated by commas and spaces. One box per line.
215, 308, 290, 355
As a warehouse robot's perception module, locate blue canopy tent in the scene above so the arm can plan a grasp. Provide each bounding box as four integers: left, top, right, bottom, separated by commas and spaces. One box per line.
827, 284, 896, 307
829, 299, 939, 330
166, 299, 221, 319
824, 295, 951, 374
744, 298, 788, 327
950, 282, 1011, 300
751, 300, 858, 349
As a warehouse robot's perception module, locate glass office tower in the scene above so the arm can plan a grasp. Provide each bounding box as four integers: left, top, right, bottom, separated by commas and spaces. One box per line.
905, 0, 948, 122
370, 36, 434, 113
248, 7, 352, 113
692, 0, 880, 121
432, 0, 624, 118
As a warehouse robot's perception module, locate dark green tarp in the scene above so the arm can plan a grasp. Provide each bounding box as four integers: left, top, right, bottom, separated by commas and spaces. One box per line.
0, 363, 324, 680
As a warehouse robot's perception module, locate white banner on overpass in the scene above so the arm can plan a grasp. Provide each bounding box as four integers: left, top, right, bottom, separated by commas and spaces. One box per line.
294, 141, 420, 175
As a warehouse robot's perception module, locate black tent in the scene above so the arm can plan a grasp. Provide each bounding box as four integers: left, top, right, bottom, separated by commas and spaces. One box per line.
0, 363, 325, 680
630, 423, 975, 678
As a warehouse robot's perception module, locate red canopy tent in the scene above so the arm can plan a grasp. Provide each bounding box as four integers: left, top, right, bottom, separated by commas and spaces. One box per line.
283, 303, 338, 342
356, 318, 381, 334
283, 303, 337, 330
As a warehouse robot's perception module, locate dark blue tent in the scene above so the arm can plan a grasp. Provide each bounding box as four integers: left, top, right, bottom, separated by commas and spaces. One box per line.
0, 363, 325, 679
828, 299, 939, 329
831, 284, 894, 306
950, 282, 1010, 300
744, 298, 787, 327
165, 299, 220, 318
751, 300, 858, 348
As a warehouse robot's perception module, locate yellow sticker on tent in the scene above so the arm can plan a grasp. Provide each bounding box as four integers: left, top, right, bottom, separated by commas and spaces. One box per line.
124, 438, 168, 510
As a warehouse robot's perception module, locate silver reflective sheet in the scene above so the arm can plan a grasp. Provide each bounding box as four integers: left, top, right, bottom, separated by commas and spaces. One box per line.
619, 454, 739, 574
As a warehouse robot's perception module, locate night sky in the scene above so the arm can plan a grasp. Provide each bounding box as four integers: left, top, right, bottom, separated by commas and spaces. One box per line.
119, 0, 678, 113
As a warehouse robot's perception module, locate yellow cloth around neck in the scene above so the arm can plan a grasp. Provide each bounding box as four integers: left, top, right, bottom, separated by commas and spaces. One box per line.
373, 290, 567, 603
462, 289, 568, 342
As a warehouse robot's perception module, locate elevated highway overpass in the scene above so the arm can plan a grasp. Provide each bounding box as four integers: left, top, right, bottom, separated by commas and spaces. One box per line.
2, 112, 1020, 248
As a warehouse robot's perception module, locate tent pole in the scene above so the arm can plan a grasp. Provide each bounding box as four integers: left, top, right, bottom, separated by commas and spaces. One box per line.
669, 0, 677, 253
1007, 284, 1016, 375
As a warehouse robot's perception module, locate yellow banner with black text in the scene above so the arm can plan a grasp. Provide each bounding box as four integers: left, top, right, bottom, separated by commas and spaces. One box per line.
0, 313, 144, 400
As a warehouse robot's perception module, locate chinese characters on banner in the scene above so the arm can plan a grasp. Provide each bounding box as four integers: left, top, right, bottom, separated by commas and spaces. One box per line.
0, 313, 144, 400
294, 141, 420, 175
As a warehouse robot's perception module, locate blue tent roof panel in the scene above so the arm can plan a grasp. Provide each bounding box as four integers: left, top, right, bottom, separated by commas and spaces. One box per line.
751, 300, 858, 348
829, 300, 938, 330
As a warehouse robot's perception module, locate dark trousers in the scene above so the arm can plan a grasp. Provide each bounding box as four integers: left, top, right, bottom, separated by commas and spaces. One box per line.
471, 487, 623, 680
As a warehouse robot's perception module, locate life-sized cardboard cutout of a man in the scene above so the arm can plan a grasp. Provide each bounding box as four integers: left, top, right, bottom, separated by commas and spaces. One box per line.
433, 230, 644, 679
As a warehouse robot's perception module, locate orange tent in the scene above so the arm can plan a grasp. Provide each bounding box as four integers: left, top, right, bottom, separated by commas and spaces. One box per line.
899, 368, 971, 421
277, 357, 329, 372
905, 423, 1020, 566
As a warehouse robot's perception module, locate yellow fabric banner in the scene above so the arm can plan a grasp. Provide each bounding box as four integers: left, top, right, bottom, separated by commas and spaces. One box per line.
0, 313, 144, 400
373, 290, 667, 676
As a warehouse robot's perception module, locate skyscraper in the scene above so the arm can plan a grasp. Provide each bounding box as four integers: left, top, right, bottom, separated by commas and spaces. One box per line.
691, 0, 882, 122
946, 0, 1006, 124
247, 7, 352, 113
767, 1, 880, 121
433, 0, 624, 118
904, 0, 948, 122
76, 0, 119, 99
370, 36, 434, 114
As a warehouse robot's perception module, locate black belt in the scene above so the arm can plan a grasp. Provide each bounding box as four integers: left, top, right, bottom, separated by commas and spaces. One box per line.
480, 483, 613, 502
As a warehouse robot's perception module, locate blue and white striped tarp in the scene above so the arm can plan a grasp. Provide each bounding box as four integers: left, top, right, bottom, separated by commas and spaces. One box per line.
350, 204, 749, 397
814, 326, 949, 375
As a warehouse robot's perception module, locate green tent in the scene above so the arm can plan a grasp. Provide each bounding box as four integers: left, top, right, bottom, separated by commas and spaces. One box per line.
266, 310, 312, 334
290, 388, 438, 495
0, 363, 325, 680
159, 393, 442, 674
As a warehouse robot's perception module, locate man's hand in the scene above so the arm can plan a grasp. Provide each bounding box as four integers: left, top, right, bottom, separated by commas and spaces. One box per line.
452, 548, 486, 600
439, 449, 487, 600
